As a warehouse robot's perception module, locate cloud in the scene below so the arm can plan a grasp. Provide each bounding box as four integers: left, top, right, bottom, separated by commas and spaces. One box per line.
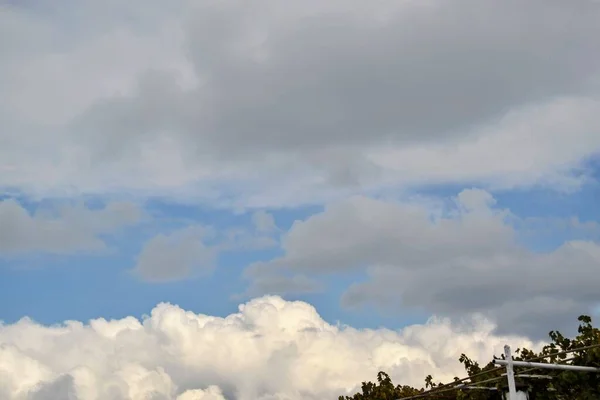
0, 199, 141, 256
1, 0, 600, 206
0, 296, 541, 400
133, 226, 216, 283
132, 214, 281, 282
245, 189, 600, 337
177, 387, 226, 400
220, 210, 280, 251
251, 211, 277, 233
220, 228, 279, 253
241, 274, 322, 299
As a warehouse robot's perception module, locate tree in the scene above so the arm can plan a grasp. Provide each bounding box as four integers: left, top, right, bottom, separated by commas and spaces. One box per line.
338, 372, 422, 400
339, 315, 600, 400
513, 315, 600, 400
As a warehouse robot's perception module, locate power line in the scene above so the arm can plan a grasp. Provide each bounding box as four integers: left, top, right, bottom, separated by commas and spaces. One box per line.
396, 368, 529, 400
514, 343, 600, 363
398, 367, 504, 400
495, 358, 600, 372
396, 371, 505, 400
396, 343, 600, 400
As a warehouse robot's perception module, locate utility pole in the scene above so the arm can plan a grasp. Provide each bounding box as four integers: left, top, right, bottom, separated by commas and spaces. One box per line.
504, 345, 517, 400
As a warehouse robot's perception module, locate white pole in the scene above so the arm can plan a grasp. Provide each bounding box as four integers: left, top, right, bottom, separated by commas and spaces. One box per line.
504, 345, 517, 400
494, 359, 600, 373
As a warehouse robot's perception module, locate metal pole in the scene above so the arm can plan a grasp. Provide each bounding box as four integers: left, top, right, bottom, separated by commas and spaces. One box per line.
504, 345, 517, 400
494, 359, 600, 372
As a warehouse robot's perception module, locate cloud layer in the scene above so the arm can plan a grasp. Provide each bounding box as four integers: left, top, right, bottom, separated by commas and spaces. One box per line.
246, 189, 600, 337
2, 1, 600, 398
2, 0, 600, 206
0, 296, 540, 400
133, 226, 216, 283
0, 199, 141, 256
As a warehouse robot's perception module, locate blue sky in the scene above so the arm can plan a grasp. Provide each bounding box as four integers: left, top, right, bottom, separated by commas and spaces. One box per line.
0, 196, 421, 328
2, 1, 600, 398
2, 179, 599, 330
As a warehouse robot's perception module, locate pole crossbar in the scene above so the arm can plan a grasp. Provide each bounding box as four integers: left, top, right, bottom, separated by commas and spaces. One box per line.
493, 358, 600, 372
397, 343, 600, 400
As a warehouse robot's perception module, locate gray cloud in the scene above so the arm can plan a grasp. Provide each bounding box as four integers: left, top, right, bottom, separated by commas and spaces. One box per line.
221, 227, 278, 252
133, 226, 215, 283
79, 0, 600, 158
183, 0, 599, 153
241, 274, 322, 300
29, 375, 78, 400
245, 189, 600, 337
251, 210, 277, 233
1, 0, 600, 204
133, 212, 282, 283
0, 199, 141, 256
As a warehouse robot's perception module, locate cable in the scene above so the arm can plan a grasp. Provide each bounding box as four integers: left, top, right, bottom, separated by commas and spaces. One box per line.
397, 365, 558, 400
396, 342, 600, 400
515, 343, 600, 363
396, 366, 505, 400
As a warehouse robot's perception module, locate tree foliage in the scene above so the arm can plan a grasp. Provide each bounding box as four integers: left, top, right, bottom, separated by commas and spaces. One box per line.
339, 315, 600, 400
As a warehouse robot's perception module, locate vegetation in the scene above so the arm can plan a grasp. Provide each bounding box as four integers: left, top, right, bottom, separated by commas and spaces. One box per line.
339, 315, 600, 400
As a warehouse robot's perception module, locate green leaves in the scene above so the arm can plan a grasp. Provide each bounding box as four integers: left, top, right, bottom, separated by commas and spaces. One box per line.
340, 315, 600, 400
339, 372, 423, 400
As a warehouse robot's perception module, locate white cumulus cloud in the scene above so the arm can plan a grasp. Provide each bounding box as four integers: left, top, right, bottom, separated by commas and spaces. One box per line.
0, 296, 541, 400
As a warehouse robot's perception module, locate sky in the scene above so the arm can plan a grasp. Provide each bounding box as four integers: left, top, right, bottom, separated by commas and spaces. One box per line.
1, 0, 600, 399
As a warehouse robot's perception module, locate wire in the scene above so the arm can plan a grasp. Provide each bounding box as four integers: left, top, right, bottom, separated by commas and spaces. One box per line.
516, 343, 600, 363
396, 365, 557, 400
396, 366, 505, 400
396, 342, 600, 400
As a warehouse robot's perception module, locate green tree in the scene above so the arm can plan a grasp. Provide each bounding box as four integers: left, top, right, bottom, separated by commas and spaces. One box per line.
511, 315, 600, 400
338, 371, 422, 400
339, 315, 600, 400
